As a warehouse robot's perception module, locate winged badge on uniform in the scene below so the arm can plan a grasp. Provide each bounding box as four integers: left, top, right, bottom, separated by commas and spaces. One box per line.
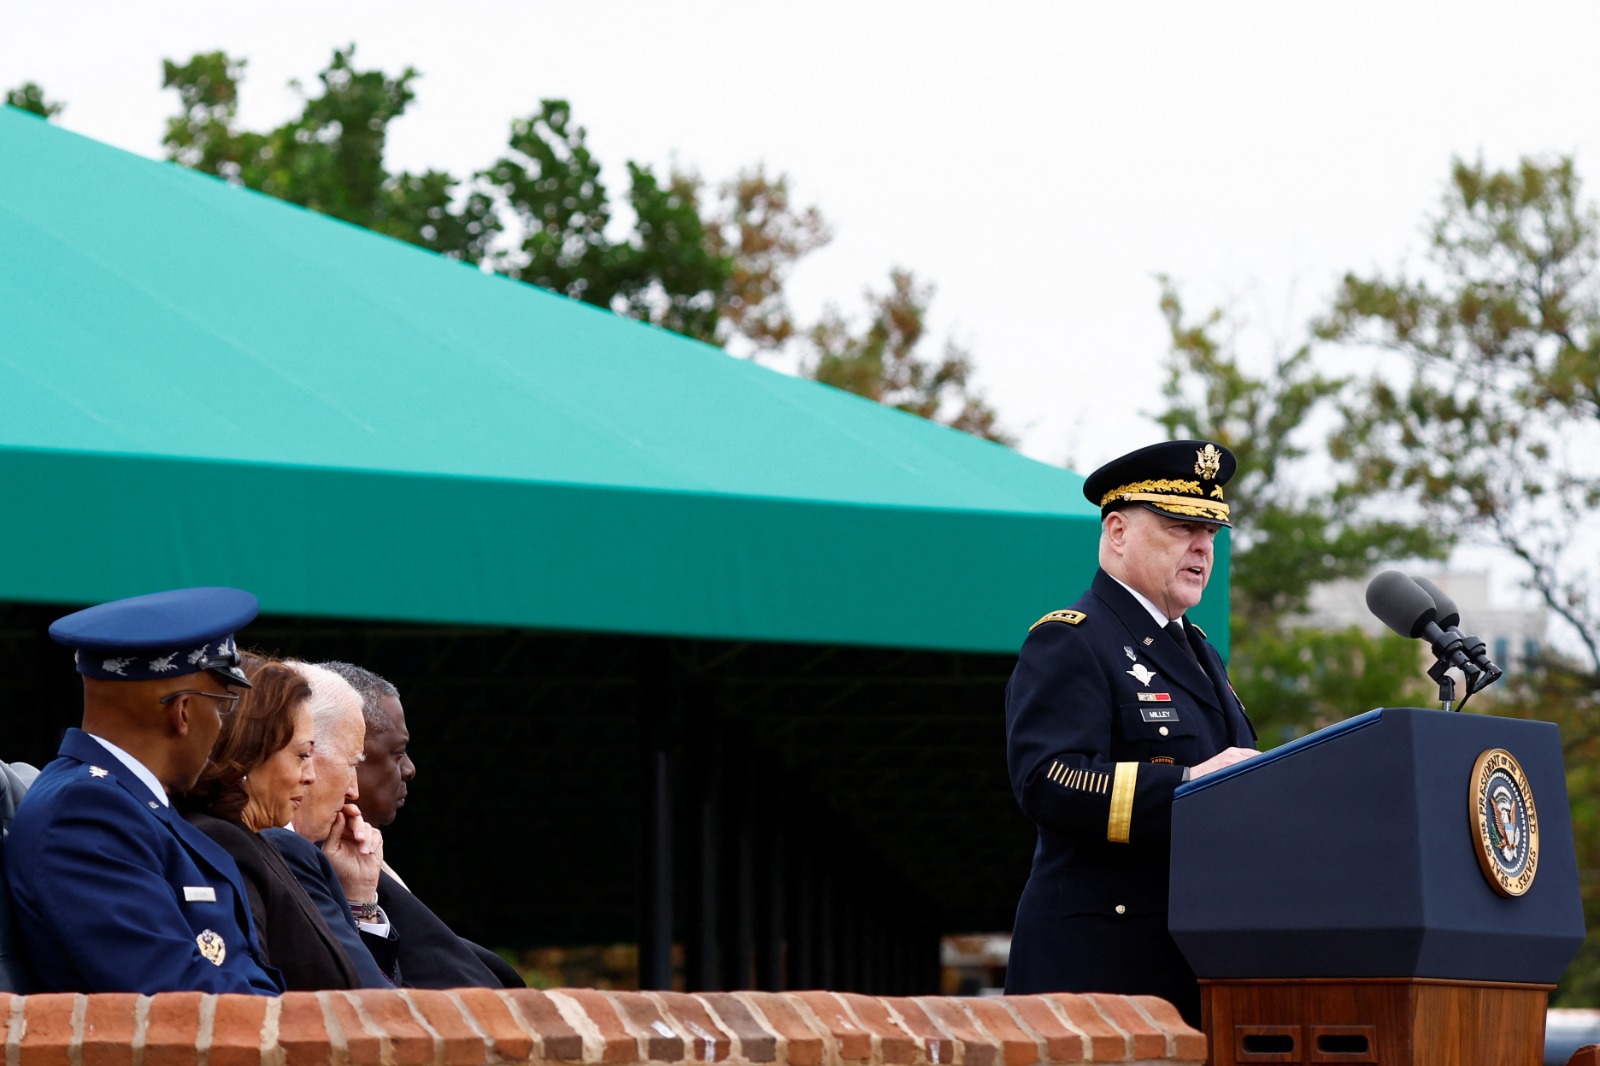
1127, 663, 1157, 686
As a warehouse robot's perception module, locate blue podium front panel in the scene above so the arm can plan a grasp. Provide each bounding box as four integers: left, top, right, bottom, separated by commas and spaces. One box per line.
1169, 708, 1584, 982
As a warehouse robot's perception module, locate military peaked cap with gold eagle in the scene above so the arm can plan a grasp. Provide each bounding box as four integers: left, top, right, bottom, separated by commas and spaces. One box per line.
1082, 439, 1237, 527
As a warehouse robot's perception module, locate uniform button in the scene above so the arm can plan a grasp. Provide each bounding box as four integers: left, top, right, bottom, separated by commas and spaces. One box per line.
1159, 726, 1169, 736
1114, 904, 1126, 915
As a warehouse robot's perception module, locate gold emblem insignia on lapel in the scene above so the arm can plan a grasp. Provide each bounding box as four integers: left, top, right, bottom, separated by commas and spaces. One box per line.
196, 929, 226, 966
1127, 663, 1157, 686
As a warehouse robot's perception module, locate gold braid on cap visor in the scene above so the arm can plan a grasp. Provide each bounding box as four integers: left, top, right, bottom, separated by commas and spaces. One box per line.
1100, 479, 1231, 523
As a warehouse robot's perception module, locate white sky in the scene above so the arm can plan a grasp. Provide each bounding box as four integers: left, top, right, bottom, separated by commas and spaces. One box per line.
6, 0, 1600, 477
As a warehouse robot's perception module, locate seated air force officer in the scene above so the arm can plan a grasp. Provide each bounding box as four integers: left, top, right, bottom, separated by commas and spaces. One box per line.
6, 587, 282, 994
1004, 440, 1259, 1026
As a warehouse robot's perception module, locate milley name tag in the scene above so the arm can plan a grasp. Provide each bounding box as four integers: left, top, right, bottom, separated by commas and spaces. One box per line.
1139, 705, 1178, 721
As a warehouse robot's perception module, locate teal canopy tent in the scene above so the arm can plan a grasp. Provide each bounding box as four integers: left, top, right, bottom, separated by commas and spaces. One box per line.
0, 106, 1230, 655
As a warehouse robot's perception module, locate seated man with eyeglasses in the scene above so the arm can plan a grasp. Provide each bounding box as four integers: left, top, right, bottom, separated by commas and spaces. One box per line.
5, 587, 283, 994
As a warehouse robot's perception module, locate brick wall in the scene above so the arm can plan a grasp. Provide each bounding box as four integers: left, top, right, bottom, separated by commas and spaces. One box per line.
0, 990, 1204, 1066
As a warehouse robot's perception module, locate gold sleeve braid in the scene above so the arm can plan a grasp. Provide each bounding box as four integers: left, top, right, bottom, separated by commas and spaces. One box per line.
1107, 762, 1137, 843
1046, 759, 1109, 793
1044, 759, 1137, 842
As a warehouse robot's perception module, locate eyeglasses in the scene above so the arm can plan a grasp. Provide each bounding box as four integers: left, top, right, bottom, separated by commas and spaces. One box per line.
158, 689, 242, 715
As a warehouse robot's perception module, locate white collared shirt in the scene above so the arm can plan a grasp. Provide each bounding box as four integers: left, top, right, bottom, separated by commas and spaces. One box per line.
87, 733, 169, 806
1109, 574, 1183, 628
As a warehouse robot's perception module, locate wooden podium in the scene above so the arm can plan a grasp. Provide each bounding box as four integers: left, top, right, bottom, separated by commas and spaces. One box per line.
1170, 708, 1585, 1065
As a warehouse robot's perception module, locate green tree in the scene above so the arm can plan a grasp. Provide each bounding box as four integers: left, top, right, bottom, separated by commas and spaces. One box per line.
161, 49, 496, 262
806, 269, 1012, 444
1153, 280, 1442, 743
477, 107, 828, 350
4, 82, 62, 119
1320, 156, 1600, 684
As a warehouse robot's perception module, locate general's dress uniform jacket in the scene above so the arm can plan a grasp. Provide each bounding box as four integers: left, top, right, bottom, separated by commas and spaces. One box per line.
1004, 570, 1255, 1020
5, 729, 282, 994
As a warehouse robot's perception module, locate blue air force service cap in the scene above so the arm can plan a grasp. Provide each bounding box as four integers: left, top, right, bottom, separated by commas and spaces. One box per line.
48, 587, 259, 687
1083, 439, 1237, 527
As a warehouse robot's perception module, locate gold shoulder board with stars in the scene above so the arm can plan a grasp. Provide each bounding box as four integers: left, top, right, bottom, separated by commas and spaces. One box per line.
1030, 609, 1087, 631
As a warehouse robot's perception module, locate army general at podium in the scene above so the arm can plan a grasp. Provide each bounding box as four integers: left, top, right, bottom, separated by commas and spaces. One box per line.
1004, 439, 1259, 1026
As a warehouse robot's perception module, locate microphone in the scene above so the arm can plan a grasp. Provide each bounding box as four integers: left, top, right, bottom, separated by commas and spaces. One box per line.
1365, 571, 1475, 673
1409, 575, 1460, 629
1410, 575, 1503, 688
1365, 570, 1440, 639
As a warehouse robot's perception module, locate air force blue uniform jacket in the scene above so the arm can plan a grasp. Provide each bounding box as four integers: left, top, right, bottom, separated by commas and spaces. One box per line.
1004, 570, 1255, 1020
5, 729, 282, 994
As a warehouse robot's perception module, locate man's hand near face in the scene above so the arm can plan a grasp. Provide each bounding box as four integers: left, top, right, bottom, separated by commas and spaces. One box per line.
323, 803, 383, 906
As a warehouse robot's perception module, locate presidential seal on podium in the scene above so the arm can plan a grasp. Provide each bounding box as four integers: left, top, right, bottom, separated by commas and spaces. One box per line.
1471, 747, 1540, 898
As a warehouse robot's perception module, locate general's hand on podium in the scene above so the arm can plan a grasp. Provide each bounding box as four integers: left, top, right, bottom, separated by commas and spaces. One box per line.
1189, 746, 1259, 781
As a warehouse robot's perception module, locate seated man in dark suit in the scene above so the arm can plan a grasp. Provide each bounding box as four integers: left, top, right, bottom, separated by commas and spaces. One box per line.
324, 661, 523, 988
6, 587, 282, 994
260, 661, 397, 987
0, 758, 39, 992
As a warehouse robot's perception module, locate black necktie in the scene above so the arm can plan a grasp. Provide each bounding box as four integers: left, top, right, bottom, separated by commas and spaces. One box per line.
1166, 620, 1200, 665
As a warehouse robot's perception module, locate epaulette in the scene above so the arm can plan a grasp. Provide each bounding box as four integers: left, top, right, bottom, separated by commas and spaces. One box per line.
1190, 623, 1208, 640
1030, 609, 1087, 631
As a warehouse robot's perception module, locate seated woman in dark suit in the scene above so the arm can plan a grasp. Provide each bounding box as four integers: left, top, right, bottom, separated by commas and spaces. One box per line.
178, 658, 373, 989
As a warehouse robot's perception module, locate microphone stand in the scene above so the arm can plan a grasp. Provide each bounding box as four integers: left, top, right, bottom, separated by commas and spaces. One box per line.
1427, 658, 1458, 712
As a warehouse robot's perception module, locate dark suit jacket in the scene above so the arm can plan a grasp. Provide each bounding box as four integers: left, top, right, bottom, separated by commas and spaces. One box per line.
4, 729, 280, 994
0, 759, 39, 993
1003, 570, 1256, 1019
379, 871, 523, 988
186, 812, 363, 990
260, 827, 397, 987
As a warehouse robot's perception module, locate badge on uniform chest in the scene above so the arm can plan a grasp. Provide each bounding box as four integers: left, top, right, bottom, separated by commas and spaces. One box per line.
1138, 704, 1178, 721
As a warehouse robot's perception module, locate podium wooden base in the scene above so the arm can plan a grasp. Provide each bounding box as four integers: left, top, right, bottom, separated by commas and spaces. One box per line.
1200, 977, 1552, 1066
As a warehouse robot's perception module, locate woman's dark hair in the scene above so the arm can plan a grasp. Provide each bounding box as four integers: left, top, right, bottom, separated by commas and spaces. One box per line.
178, 653, 311, 822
